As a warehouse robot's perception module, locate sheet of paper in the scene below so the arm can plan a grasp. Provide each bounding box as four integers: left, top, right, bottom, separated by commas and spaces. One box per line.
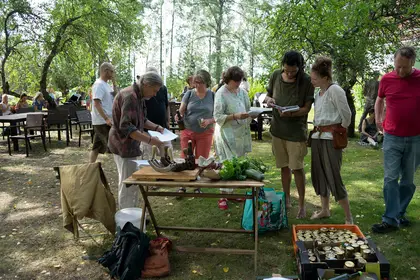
148, 128, 179, 142
132, 160, 150, 167
248, 108, 264, 118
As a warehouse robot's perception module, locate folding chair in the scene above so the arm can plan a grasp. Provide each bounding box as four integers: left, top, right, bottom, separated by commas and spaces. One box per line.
54, 162, 116, 240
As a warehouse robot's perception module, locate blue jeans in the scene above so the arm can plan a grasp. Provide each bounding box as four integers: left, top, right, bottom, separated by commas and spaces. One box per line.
382, 133, 420, 226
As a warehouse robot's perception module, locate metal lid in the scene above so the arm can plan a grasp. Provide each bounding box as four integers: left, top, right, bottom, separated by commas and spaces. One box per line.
345, 261, 355, 268
358, 258, 367, 264
360, 245, 369, 250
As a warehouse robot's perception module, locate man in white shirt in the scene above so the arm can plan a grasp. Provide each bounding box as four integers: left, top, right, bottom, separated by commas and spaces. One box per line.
90, 62, 117, 163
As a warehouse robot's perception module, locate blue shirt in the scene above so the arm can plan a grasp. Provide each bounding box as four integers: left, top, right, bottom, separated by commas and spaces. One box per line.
33, 100, 44, 111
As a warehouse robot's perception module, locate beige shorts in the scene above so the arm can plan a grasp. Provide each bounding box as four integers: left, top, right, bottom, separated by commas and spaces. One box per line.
272, 135, 307, 170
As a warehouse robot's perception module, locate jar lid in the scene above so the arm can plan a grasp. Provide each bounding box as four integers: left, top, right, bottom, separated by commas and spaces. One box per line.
345, 261, 355, 268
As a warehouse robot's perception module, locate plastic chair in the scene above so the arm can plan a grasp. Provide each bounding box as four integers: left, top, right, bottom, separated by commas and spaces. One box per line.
7, 113, 47, 156
76, 110, 94, 147
46, 108, 70, 146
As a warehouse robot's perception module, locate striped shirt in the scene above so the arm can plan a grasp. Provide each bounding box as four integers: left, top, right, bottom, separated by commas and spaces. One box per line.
312, 84, 351, 140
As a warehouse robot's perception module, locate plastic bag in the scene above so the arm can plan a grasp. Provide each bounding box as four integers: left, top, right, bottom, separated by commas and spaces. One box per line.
241, 187, 288, 233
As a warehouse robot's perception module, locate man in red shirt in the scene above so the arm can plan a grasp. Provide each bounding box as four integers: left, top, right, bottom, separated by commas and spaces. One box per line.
372, 46, 420, 233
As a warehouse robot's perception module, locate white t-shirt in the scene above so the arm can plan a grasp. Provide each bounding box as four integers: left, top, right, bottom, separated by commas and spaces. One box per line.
1, 103, 11, 115
91, 79, 114, 125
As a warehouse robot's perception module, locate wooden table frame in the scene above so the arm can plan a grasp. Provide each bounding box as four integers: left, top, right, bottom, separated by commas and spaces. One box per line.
123, 177, 264, 273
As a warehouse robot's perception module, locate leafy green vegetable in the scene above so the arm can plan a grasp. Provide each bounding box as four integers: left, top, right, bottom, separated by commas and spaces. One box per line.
219, 157, 269, 180
219, 160, 235, 180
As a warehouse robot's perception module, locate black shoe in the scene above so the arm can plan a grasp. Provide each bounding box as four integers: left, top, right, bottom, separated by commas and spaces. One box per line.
399, 217, 411, 227
371, 222, 399, 233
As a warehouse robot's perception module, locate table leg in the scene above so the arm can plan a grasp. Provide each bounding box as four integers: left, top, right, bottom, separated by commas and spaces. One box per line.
253, 187, 259, 273
138, 184, 161, 236
10, 120, 19, 151
139, 198, 147, 233
57, 124, 62, 141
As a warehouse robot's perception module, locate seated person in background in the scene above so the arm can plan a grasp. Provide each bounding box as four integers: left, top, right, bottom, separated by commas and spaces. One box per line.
15, 93, 29, 110
33, 92, 47, 111
360, 108, 382, 147
1, 94, 12, 115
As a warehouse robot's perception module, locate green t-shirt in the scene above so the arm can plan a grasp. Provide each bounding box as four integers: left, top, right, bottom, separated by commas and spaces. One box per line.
267, 70, 315, 142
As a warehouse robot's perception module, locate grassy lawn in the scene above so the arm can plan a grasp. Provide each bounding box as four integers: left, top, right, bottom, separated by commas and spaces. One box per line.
0, 119, 419, 279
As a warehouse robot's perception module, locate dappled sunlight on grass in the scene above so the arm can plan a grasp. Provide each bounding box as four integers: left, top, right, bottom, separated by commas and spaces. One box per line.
5, 208, 49, 222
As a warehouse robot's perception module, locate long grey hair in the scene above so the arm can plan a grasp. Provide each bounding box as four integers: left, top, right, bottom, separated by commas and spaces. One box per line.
137, 71, 163, 87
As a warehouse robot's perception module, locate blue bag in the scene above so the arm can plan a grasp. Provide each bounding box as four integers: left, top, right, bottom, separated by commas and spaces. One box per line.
241, 187, 288, 233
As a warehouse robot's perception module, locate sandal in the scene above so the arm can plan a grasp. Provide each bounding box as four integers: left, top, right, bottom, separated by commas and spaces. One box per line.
218, 198, 228, 210
176, 188, 186, 199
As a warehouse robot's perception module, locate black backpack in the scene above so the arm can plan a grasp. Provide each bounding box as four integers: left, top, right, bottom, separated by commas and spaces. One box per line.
98, 222, 150, 280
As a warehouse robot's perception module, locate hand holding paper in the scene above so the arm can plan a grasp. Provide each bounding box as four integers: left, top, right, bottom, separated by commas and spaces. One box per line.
148, 128, 179, 142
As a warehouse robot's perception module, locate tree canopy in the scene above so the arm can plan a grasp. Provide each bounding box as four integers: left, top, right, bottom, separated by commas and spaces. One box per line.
0, 0, 418, 133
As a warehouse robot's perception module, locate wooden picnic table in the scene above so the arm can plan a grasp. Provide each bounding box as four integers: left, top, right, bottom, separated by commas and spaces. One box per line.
0, 112, 47, 151
123, 176, 264, 273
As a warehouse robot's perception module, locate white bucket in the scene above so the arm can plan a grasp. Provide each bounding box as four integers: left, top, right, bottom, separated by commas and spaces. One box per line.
115, 207, 146, 232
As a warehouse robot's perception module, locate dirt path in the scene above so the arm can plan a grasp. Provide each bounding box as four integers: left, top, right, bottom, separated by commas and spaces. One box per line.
0, 135, 182, 280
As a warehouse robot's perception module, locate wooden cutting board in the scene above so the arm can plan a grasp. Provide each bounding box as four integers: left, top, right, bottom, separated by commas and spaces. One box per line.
132, 166, 199, 181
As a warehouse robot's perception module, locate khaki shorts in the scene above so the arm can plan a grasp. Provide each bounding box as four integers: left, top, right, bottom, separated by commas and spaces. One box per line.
272, 135, 307, 170
92, 124, 111, 154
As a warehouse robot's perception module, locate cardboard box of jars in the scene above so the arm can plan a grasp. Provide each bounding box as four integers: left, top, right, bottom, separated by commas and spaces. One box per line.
293, 225, 390, 280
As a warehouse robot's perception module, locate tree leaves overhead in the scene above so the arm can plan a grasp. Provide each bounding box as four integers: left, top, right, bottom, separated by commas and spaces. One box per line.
265, 0, 419, 136
1, 0, 146, 98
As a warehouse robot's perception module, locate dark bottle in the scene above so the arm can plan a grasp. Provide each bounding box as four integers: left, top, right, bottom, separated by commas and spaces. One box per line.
176, 110, 185, 130
330, 271, 362, 280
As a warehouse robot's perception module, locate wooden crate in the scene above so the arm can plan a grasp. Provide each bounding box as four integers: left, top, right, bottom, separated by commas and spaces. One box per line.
292, 224, 365, 254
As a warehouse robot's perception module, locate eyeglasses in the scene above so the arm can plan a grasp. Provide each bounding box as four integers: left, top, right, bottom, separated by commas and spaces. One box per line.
283, 68, 299, 74
194, 80, 204, 84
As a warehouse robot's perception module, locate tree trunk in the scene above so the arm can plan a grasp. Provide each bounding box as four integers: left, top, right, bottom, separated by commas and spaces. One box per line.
358, 79, 379, 131
39, 16, 83, 107
208, 34, 212, 73
1, 53, 10, 95
159, 0, 163, 76
169, 0, 176, 77
344, 87, 357, 138
249, 25, 256, 80
1, 10, 19, 95
214, 2, 223, 82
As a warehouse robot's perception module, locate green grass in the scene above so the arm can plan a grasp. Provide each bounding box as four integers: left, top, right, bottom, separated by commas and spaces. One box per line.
147, 134, 420, 280
0, 115, 418, 280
